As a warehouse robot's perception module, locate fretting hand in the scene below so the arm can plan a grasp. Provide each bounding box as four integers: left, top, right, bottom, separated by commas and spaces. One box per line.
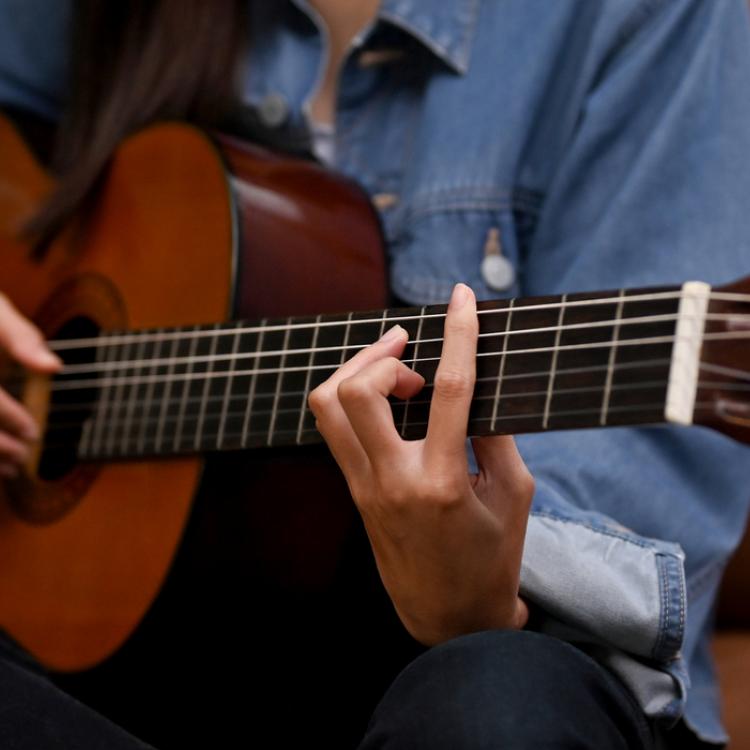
0, 293, 62, 477
309, 283, 534, 645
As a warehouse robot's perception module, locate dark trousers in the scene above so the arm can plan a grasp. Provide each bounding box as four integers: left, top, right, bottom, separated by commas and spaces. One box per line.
0, 629, 697, 749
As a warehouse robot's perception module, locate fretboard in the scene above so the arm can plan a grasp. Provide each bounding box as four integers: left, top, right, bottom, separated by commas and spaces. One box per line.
38, 285, 688, 464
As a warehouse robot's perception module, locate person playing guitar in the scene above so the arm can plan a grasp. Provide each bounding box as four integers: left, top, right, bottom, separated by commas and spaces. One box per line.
1, 1, 750, 748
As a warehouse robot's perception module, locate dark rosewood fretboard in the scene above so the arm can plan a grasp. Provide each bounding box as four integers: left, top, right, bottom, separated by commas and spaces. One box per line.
26, 285, 688, 470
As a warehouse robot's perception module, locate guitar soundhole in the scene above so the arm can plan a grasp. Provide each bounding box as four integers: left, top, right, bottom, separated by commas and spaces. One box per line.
38, 315, 100, 482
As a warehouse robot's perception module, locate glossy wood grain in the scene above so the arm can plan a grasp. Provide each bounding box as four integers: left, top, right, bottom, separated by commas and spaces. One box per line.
0, 118, 233, 670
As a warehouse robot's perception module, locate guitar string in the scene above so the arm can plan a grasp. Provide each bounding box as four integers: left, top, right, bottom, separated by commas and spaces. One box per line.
2, 307, 742, 390
41, 288, 750, 352
29, 329, 750, 394
699, 362, 750, 381
46, 380, 745, 445
37, 360, 740, 435
42, 377, 679, 434
45, 381, 750, 445
41, 357, 675, 414
37, 400, 720, 455
39, 309, 749, 378
50, 314, 692, 375
43, 288, 689, 350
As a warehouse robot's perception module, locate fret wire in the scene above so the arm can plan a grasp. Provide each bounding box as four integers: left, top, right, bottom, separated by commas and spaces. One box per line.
490, 299, 513, 432
600, 291, 625, 425
118, 335, 147, 455
102, 338, 129, 456
136, 332, 163, 454
216, 324, 242, 449
45, 289, 695, 352
79, 337, 111, 458
48, 378, 673, 436
542, 295, 566, 429
92, 340, 117, 458
46, 330, 692, 394
267, 319, 292, 447
296, 314, 322, 445
171, 326, 200, 453
54, 310, 690, 376
193, 324, 219, 451
241, 320, 266, 448
377, 309, 388, 339
339, 313, 353, 366
154, 334, 180, 453
401, 306, 425, 437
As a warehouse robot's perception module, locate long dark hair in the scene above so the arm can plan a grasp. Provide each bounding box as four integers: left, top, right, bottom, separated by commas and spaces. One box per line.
29, 0, 247, 247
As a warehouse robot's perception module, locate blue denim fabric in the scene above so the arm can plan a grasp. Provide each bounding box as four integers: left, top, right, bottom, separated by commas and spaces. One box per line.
2, 0, 750, 744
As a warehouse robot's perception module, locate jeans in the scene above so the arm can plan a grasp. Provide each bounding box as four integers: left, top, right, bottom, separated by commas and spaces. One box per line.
0, 628, 703, 749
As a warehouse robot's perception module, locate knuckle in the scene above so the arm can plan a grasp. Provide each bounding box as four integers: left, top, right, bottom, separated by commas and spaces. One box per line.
337, 375, 369, 406
377, 479, 411, 509
433, 368, 473, 401
307, 385, 333, 416
432, 478, 464, 506
519, 466, 535, 501
413, 473, 463, 506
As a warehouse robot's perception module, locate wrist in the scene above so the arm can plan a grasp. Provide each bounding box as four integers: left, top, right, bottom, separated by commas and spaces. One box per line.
399, 595, 528, 647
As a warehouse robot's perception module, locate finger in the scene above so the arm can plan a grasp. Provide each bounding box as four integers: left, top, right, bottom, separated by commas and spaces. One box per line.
338, 356, 424, 463
0, 388, 39, 441
0, 431, 30, 466
0, 462, 20, 479
308, 325, 409, 475
311, 392, 370, 477
425, 284, 477, 465
0, 294, 61, 372
471, 435, 535, 515
471, 434, 526, 479
326, 324, 409, 387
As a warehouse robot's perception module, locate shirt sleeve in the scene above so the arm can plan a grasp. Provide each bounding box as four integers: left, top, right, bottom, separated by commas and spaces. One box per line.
0, 0, 71, 118
514, 0, 750, 726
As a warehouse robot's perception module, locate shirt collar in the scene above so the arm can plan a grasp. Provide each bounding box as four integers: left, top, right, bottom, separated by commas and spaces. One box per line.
376, 0, 480, 74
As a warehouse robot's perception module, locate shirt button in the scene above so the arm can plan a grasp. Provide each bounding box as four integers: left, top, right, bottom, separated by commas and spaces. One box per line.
482, 254, 516, 291
481, 227, 516, 291
258, 93, 290, 128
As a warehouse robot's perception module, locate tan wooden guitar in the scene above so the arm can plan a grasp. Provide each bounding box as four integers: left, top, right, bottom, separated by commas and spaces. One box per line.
0, 112, 748, 681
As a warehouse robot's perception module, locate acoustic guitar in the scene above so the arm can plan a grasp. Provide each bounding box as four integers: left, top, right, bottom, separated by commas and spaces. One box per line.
0, 112, 748, 684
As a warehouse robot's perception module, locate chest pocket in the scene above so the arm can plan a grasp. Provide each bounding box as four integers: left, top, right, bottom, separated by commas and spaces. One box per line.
381, 191, 542, 306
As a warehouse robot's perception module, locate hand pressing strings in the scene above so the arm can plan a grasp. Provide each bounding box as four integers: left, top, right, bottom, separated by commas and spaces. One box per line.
309, 283, 533, 646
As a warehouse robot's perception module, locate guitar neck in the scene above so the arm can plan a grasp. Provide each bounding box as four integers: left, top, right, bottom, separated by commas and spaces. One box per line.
38, 281, 710, 463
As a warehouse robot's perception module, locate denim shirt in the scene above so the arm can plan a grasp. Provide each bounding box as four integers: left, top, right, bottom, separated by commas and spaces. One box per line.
2, 0, 750, 744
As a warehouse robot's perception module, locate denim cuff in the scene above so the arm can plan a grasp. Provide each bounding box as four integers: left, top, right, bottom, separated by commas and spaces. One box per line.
520, 478, 687, 664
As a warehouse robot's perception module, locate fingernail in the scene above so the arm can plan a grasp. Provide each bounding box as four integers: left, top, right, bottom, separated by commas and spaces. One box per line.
449, 283, 471, 311
379, 324, 404, 343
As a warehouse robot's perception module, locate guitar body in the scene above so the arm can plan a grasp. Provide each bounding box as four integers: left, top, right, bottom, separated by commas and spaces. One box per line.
0, 114, 391, 693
